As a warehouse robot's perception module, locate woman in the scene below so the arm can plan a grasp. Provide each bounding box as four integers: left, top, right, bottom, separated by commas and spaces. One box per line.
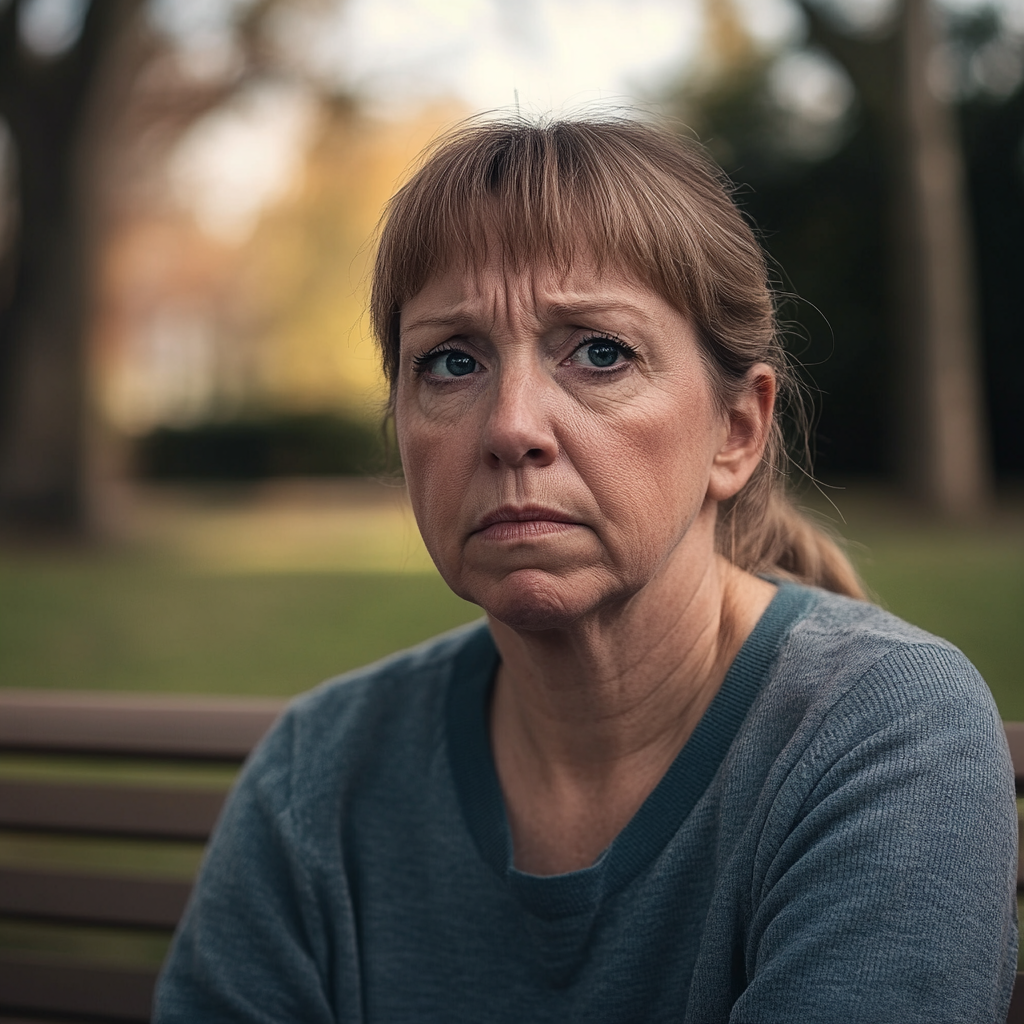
155, 118, 1017, 1022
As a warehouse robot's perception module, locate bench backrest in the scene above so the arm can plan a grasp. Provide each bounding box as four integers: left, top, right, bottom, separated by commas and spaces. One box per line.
1, 692, 1022, 1022
0, 690, 284, 1022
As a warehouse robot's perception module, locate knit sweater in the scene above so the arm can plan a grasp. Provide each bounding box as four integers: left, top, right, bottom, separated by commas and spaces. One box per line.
154, 583, 1018, 1023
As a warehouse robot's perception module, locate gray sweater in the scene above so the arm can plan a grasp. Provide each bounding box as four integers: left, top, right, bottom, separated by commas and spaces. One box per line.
155, 583, 1018, 1022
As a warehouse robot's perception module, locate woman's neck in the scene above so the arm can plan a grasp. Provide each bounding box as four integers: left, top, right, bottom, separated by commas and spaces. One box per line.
488, 555, 776, 876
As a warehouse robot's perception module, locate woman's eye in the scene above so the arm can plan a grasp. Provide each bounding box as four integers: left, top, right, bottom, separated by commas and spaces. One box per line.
568, 339, 632, 369
416, 349, 479, 377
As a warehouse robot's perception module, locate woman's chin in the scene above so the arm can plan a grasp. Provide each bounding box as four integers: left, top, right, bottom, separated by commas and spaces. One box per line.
457, 567, 613, 633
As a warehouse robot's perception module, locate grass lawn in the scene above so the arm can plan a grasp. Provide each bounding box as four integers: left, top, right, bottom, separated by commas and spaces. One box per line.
0, 480, 1021, 713
0, 482, 481, 697
0, 562, 479, 696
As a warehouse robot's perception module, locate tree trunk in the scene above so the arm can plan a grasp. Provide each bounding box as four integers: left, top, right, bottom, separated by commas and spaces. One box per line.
0, 0, 137, 536
893, 0, 991, 516
799, 0, 992, 517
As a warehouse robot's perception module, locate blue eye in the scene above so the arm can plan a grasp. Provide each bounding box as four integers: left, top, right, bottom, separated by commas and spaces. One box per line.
441, 352, 477, 376
585, 342, 620, 367
415, 349, 478, 377
568, 338, 634, 369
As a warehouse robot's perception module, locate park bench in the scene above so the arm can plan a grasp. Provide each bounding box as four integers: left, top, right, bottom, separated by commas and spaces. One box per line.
0, 690, 1022, 1023
0, 689, 284, 1023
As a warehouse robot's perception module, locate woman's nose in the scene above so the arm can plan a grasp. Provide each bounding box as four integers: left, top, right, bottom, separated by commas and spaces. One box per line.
480, 369, 558, 469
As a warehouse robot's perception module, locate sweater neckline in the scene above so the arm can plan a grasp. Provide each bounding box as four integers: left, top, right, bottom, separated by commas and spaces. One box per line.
446, 581, 815, 918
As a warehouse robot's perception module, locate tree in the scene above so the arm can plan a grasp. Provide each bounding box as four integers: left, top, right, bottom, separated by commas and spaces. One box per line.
800, 0, 992, 515
673, 0, 1016, 517
0, 0, 142, 534
0, 0, 356, 535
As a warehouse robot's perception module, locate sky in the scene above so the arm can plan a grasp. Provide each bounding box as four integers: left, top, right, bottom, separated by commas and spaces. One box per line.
155, 0, 1023, 246
267, 0, 1022, 117
150, 0, 811, 119
339, 0, 709, 117
159, 0, 798, 243
21, 0, 1024, 119
290, 0, 802, 117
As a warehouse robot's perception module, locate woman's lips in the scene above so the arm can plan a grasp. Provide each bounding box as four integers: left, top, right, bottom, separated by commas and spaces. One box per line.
471, 506, 581, 542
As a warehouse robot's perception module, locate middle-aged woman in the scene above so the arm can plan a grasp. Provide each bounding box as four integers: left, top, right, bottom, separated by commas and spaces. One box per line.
155, 117, 1018, 1023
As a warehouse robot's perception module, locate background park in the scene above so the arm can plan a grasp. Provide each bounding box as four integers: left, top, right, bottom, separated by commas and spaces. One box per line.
1, 0, 1022, 710
0, 0, 1023, 1001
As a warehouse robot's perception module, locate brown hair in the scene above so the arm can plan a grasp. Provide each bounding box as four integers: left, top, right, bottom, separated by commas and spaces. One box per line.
370, 116, 864, 599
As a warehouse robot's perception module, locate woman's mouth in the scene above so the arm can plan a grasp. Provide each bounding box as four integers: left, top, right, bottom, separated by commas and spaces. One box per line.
471, 505, 581, 542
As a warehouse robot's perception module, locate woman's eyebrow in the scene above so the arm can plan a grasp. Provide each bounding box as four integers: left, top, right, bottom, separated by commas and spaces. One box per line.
541, 300, 655, 326
401, 312, 476, 334
401, 300, 654, 335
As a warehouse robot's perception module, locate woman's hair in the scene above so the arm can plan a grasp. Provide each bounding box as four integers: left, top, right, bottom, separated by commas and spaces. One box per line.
370, 116, 865, 599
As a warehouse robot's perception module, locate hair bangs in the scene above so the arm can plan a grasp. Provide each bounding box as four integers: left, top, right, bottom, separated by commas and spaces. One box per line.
370, 118, 743, 389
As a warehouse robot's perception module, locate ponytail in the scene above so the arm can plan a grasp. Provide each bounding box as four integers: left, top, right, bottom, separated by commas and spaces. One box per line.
719, 491, 866, 599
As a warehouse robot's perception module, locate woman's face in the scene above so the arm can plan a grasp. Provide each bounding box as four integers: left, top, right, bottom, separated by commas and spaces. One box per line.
395, 256, 764, 631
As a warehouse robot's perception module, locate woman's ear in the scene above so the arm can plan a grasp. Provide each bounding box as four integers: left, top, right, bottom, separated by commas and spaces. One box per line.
707, 364, 776, 502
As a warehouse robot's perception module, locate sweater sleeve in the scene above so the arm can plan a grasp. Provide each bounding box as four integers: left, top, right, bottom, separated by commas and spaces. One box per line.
731, 645, 1018, 1024
153, 710, 342, 1024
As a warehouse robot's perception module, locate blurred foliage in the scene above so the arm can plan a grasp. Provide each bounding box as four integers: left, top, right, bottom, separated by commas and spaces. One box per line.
212, 103, 450, 417
667, 1, 1024, 481
95, 94, 454, 447
0, 0, 427, 525
134, 413, 391, 480
960, 62, 1024, 481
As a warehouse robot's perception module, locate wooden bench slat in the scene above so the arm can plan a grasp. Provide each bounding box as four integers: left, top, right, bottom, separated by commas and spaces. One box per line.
0, 868, 192, 930
1019, 822, 1024, 889
1009, 972, 1024, 1024
0, 1016, 87, 1023
0, 690, 284, 760
0, 780, 225, 840
1005, 722, 1024, 793
0, 955, 156, 1022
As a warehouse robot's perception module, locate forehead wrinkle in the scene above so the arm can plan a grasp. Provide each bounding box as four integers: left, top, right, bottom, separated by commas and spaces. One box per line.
402, 266, 667, 341
539, 300, 659, 330
401, 310, 478, 334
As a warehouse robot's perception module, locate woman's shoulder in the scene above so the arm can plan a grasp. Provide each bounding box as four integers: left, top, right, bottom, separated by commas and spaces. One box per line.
237, 618, 493, 813
749, 584, 1007, 779
290, 616, 492, 735
717, 587, 1017, 1024
776, 583, 992, 708
728, 585, 1013, 884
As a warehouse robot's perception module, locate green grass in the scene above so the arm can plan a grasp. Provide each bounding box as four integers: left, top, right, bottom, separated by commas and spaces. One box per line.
0, 484, 1020, 713
0, 830, 206, 880
0, 920, 171, 969
0, 559, 480, 696
0, 753, 238, 789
